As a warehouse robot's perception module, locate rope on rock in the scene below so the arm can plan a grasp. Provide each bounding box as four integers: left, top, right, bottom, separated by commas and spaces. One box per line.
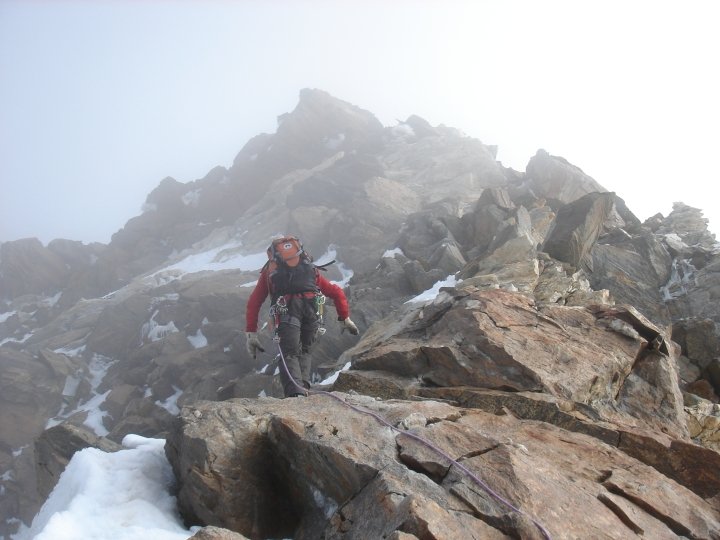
273, 342, 553, 540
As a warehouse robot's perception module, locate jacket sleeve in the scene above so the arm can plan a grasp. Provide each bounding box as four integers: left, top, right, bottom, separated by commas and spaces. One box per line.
245, 269, 270, 332
317, 273, 350, 321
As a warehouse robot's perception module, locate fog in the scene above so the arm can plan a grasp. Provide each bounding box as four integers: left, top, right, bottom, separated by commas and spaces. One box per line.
1, 0, 718, 244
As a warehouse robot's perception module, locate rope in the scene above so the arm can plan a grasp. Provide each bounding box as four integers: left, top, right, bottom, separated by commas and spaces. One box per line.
273, 341, 552, 540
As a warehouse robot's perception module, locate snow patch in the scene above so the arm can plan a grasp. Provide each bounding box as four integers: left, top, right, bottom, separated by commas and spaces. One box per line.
316, 245, 354, 288
141, 202, 158, 213
181, 189, 201, 207
187, 328, 208, 349
13, 436, 193, 540
142, 311, 179, 343
0, 310, 16, 323
155, 386, 182, 416
46, 354, 117, 436
320, 362, 351, 385
0, 332, 33, 346
152, 242, 267, 279
661, 258, 697, 300
392, 122, 416, 138
405, 274, 461, 304
382, 247, 404, 258
324, 133, 346, 150
42, 291, 63, 307
53, 344, 86, 357
310, 485, 338, 519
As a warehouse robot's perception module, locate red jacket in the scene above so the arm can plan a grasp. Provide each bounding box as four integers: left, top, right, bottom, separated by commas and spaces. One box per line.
245, 267, 350, 332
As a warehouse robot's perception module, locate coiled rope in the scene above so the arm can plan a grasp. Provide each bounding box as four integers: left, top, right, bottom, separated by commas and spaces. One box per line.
273, 341, 552, 540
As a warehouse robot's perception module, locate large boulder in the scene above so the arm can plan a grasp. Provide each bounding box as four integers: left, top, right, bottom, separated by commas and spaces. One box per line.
166, 396, 720, 539
344, 288, 688, 439
525, 149, 607, 205
588, 230, 673, 325
542, 192, 618, 270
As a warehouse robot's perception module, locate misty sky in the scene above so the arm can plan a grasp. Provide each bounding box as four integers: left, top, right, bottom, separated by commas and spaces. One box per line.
1, 0, 718, 245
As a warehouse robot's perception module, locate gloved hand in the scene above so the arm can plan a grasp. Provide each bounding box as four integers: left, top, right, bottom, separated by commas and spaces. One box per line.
245, 332, 265, 358
341, 318, 359, 336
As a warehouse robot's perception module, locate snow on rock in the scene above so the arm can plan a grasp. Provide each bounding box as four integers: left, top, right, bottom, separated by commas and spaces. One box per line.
0, 333, 33, 347
47, 354, 117, 437
405, 274, 460, 304
187, 328, 207, 349
151, 242, 267, 279
382, 247, 404, 258
661, 258, 697, 301
324, 133, 345, 150
181, 189, 201, 207
156, 386, 183, 416
13, 436, 194, 540
316, 246, 354, 288
320, 362, 351, 385
142, 311, 179, 343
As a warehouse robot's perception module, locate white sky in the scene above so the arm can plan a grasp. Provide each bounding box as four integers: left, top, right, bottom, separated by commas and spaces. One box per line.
1, 0, 718, 244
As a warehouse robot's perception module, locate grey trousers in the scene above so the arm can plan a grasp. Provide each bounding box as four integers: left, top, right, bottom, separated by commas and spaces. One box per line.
276, 296, 319, 397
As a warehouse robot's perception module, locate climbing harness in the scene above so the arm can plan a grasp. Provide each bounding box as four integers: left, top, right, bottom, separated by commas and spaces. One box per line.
268, 292, 327, 339
270, 340, 553, 540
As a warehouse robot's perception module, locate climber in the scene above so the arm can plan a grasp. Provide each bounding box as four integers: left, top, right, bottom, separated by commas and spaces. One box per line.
245, 236, 359, 397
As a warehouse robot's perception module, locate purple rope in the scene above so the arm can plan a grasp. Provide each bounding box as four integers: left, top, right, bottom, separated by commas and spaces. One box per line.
274, 342, 552, 540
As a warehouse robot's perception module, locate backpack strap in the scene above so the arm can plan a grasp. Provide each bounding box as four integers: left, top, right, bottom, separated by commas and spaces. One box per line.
314, 259, 336, 272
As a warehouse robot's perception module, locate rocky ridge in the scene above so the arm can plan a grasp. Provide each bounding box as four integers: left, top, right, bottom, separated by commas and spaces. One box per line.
1, 89, 720, 539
